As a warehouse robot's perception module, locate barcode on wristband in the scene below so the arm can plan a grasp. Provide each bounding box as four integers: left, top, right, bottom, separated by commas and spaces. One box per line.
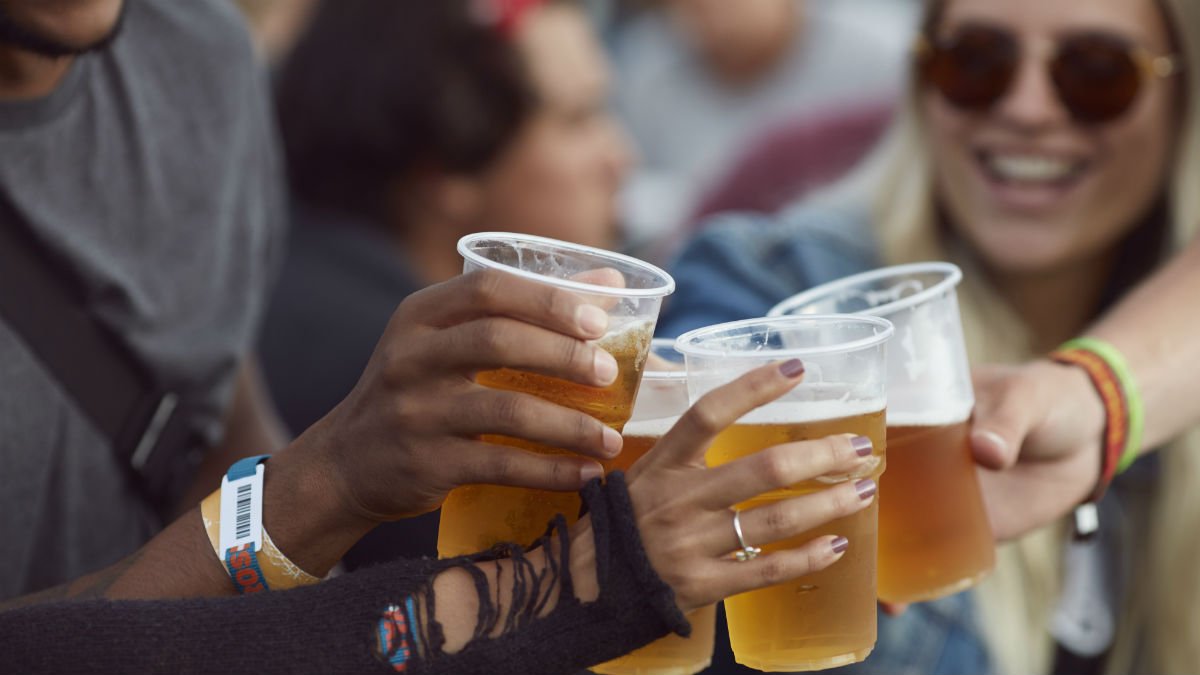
235, 483, 253, 540
219, 462, 265, 555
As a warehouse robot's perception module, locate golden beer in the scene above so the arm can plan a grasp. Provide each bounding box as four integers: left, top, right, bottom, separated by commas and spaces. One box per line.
877, 417, 994, 602
437, 322, 653, 558
706, 405, 886, 672
593, 604, 717, 675
600, 413, 676, 473
593, 417, 717, 675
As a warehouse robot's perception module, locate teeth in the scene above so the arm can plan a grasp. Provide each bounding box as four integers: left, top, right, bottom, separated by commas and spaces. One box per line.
986, 154, 1078, 183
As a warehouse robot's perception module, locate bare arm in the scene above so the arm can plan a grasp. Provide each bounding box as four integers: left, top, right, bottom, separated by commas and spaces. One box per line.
0, 271, 642, 609
971, 234, 1200, 541
1088, 234, 1200, 450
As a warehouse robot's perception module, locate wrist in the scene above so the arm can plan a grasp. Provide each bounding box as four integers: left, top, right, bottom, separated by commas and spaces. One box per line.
1045, 359, 1107, 445
567, 515, 599, 603
261, 441, 376, 576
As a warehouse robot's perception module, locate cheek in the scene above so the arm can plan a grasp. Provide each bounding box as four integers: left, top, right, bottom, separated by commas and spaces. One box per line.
482, 141, 616, 247
1089, 98, 1174, 230
922, 97, 983, 224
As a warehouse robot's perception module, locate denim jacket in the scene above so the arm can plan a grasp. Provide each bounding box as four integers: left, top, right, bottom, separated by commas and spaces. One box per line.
660, 204, 993, 675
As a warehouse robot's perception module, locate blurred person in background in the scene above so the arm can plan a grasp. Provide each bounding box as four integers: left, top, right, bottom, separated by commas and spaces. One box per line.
663, 0, 1200, 672
260, 0, 632, 569
611, 0, 917, 261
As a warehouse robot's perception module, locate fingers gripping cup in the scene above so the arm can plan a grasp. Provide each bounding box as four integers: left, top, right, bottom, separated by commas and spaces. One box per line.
676, 316, 893, 672
436, 233, 674, 559
592, 339, 716, 675
769, 262, 995, 603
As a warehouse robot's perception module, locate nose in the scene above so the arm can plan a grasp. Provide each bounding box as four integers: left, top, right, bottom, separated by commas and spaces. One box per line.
993, 40, 1071, 129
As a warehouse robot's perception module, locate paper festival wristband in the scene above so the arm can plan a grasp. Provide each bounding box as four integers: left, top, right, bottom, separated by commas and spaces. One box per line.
200, 455, 321, 593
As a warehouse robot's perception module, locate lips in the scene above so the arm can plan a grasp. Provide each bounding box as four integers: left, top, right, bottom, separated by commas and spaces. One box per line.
972, 149, 1090, 212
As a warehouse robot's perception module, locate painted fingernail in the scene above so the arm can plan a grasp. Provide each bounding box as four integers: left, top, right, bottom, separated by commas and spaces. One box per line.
831, 536, 849, 554
580, 463, 604, 483
851, 435, 873, 456
594, 350, 619, 385
603, 426, 623, 457
577, 305, 608, 336
778, 359, 805, 378
855, 478, 877, 500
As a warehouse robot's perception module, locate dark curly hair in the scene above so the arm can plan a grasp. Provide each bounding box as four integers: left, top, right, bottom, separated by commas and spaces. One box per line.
274, 0, 537, 223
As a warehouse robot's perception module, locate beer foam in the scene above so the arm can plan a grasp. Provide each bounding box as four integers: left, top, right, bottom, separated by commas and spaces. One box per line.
623, 416, 679, 438
598, 317, 655, 352
734, 399, 885, 425
887, 402, 973, 427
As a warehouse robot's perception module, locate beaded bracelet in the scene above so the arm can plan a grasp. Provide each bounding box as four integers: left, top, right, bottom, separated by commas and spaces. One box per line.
1050, 337, 1145, 505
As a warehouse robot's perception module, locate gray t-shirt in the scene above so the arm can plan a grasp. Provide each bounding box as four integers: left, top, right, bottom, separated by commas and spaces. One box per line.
0, 0, 283, 599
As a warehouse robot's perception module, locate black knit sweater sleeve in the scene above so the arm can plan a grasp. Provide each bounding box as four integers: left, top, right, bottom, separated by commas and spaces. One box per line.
0, 473, 688, 675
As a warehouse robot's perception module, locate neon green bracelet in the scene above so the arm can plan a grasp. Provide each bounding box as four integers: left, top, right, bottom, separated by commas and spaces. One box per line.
1057, 337, 1144, 473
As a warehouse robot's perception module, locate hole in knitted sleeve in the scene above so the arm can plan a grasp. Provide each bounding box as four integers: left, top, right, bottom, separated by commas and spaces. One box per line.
414, 514, 574, 659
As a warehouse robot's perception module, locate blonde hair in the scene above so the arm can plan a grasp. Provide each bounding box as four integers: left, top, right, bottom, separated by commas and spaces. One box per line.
820, 0, 1200, 672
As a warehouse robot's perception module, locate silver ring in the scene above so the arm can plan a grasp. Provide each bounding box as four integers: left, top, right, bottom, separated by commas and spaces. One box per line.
731, 510, 761, 562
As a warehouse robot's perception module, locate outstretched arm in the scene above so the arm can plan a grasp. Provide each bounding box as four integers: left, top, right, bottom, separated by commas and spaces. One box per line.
971, 235, 1200, 541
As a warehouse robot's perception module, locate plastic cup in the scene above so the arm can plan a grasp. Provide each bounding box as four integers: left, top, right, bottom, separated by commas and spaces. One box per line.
437, 233, 674, 558
769, 262, 994, 603
592, 339, 716, 675
676, 316, 893, 672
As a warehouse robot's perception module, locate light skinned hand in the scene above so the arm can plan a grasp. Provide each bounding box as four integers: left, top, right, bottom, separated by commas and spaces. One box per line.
615, 360, 878, 614
878, 359, 1104, 616
969, 360, 1105, 541
289, 268, 629, 525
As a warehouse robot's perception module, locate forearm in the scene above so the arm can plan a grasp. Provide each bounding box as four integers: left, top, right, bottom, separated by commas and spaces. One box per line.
1, 478, 682, 675
427, 517, 600, 653
419, 475, 686, 675
0, 557, 440, 675
0, 438, 372, 608
1088, 237, 1200, 450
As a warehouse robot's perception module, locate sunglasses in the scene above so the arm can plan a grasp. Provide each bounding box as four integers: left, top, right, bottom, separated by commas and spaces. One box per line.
916, 24, 1181, 124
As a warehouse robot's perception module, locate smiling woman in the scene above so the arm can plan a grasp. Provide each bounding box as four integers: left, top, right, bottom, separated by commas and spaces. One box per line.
660, 0, 1200, 673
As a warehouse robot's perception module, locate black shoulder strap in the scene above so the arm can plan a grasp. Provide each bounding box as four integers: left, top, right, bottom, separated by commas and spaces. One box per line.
0, 190, 196, 513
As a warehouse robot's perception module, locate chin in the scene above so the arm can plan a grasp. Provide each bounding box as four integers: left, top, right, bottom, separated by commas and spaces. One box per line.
963, 226, 1077, 277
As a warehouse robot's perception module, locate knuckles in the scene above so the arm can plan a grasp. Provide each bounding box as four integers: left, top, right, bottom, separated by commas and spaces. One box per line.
683, 402, 726, 437
756, 446, 797, 488
463, 269, 508, 311
756, 556, 789, 586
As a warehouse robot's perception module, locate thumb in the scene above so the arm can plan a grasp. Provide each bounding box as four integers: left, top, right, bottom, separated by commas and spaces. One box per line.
970, 367, 1037, 470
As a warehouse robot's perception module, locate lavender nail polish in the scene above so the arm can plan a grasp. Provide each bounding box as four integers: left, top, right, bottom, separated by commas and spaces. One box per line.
850, 435, 873, 456
855, 478, 877, 500
778, 359, 805, 378
831, 536, 849, 554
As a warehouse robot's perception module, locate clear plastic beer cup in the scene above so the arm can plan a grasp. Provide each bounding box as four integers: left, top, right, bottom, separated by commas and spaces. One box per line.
769, 262, 994, 603
437, 233, 674, 558
676, 316, 893, 672
592, 339, 716, 675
